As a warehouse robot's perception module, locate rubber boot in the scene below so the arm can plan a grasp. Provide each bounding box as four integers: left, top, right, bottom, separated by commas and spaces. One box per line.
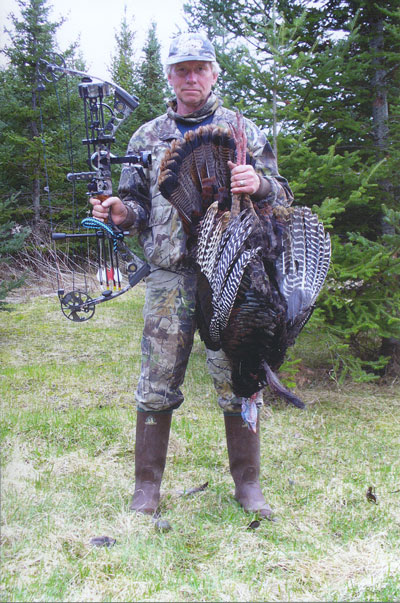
224, 413, 273, 519
129, 411, 172, 515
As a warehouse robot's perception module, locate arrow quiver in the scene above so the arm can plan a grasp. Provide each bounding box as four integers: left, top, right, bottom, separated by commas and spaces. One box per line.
37, 56, 151, 321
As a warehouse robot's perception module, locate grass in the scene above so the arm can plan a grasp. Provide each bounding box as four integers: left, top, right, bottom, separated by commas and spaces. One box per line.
1, 287, 400, 602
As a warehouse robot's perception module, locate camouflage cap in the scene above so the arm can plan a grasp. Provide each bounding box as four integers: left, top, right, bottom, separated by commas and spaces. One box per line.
166, 33, 216, 65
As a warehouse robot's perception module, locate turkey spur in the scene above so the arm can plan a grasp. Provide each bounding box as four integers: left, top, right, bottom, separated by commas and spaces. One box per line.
159, 125, 331, 408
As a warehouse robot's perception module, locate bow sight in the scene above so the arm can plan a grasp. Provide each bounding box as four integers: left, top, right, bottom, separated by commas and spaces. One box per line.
37, 56, 151, 321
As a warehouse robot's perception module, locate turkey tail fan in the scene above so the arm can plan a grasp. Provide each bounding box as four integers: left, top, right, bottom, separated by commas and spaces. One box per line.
210, 127, 237, 188
196, 202, 260, 344
158, 125, 236, 234
263, 363, 305, 409
278, 207, 331, 341
158, 139, 202, 227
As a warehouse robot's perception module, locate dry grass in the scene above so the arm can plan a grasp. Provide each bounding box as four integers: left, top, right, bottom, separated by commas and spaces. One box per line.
1, 291, 400, 602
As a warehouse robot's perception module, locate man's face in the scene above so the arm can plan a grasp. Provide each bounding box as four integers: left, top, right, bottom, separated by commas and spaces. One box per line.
168, 60, 218, 115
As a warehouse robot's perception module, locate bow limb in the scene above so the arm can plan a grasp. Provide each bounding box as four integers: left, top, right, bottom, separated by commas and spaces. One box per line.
53, 219, 150, 321
59, 265, 150, 322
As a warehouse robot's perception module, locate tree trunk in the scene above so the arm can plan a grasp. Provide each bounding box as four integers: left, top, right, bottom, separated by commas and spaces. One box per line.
31, 88, 41, 225
32, 168, 41, 225
271, 0, 278, 160
370, 18, 400, 377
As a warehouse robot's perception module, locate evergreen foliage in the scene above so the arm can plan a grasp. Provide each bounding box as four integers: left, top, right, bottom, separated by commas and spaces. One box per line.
108, 7, 137, 94
185, 0, 400, 378
0, 0, 61, 225
0, 0, 84, 229
134, 22, 169, 128
109, 17, 168, 156
108, 7, 140, 156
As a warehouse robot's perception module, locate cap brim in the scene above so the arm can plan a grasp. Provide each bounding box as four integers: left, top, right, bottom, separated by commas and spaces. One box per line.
165, 55, 215, 65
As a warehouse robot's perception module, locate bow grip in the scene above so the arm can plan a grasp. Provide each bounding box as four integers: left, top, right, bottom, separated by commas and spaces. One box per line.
90, 193, 111, 224
95, 194, 110, 203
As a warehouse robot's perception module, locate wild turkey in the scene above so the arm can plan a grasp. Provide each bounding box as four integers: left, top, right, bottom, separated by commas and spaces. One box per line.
159, 118, 331, 430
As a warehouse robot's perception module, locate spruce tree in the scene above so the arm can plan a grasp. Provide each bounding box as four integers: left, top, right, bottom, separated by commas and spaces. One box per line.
0, 0, 63, 226
108, 19, 168, 157
108, 8, 140, 155
134, 22, 169, 127
109, 7, 137, 96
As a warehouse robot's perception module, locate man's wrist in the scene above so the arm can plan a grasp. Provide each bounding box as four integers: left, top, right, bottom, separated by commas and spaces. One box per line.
251, 175, 271, 201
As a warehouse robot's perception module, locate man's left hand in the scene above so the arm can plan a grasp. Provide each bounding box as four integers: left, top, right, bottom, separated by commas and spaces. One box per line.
228, 161, 260, 195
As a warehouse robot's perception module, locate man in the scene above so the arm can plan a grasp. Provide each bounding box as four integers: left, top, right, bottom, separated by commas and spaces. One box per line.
90, 33, 293, 519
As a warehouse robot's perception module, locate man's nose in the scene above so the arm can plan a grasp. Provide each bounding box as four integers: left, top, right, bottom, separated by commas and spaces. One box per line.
185, 70, 197, 82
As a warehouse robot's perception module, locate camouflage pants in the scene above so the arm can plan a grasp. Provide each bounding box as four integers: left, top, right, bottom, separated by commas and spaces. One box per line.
135, 268, 243, 413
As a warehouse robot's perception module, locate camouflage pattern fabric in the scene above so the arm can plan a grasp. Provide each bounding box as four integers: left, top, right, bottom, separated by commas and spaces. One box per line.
166, 32, 216, 65
136, 269, 244, 413
118, 100, 293, 270
118, 97, 293, 412
135, 269, 196, 412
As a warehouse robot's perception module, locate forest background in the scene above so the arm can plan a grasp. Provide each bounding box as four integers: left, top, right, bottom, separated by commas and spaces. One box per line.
0, 0, 400, 382
1, 1, 400, 601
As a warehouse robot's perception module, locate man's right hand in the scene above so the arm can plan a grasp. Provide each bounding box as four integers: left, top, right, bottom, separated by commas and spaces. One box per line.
89, 196, 128, 225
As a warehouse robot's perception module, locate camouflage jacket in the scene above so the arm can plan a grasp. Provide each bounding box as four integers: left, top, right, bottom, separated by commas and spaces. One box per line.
118, 100, 293, 271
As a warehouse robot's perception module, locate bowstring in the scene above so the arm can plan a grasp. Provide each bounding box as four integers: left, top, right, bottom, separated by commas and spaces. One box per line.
49, 69, 78, 231
37, 71, 65, 294
47, 67, 91, 297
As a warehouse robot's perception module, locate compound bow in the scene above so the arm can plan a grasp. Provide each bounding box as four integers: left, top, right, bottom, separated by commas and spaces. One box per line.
37, 56, 150, 322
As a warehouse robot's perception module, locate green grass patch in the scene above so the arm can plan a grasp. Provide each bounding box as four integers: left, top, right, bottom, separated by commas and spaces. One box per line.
1, 289, 399, 602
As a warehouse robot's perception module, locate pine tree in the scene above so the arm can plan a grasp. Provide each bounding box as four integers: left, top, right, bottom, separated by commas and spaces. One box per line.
108, 8, 140, 156
0, 0, 63, 226
134, 22, 169, 127
312, 0, 400, 374
108, 19, 168, 155
109, 6, 137, 96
